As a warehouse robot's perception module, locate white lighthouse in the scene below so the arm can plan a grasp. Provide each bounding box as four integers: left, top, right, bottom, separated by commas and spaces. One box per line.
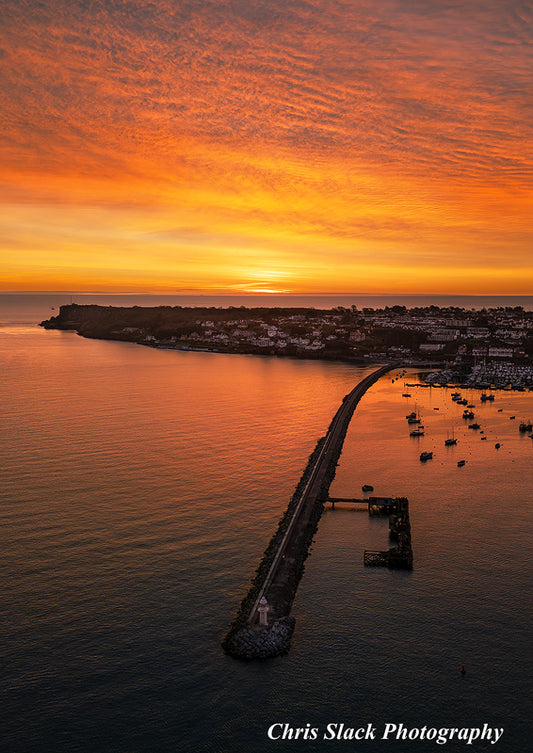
258, 596, 269, 626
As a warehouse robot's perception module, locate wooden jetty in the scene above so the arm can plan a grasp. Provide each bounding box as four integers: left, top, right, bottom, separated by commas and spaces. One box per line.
326, 496, 406, 515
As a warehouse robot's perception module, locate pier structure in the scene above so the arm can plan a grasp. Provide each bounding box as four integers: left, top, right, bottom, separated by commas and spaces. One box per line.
363, 497, 413, 570
325, 496, 413, 570
222, 363, 395, 659
326, 496, 404, 514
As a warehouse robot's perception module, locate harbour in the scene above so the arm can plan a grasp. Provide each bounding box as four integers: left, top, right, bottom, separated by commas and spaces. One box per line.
2, 300, 532, 752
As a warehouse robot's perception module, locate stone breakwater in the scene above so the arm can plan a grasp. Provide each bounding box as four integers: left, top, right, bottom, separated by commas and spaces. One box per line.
222, 437, 327, 659
225, 617, 297, 660
223, 364, 394, 660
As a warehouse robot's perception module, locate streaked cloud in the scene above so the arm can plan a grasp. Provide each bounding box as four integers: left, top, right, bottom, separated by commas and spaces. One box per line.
0, 0, 532, 293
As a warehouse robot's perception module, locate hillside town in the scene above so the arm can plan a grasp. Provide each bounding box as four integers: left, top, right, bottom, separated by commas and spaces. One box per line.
42, 303, 533, 387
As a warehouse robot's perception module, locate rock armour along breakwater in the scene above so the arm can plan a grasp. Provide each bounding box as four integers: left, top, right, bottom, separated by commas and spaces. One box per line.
222, 364, 394, 660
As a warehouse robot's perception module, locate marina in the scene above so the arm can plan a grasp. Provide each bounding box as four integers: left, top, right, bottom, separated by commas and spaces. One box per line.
223, 356, 533, 659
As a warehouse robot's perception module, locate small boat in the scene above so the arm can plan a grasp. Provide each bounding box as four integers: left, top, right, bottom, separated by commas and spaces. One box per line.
407, 417, 421, 424
444, 438, 457, 446
462, 410, 474, 419
481, 436, 487, 440
468, 423, 481, 430
498, 408, 503, 412
451, 392, 461, 398
362, 484, 374, 492
519, 422, 532, 433
402, 393, 411, 397
480, 393, 495, 401
495, 443, 501, 449
510, 416, 516, 420
467, 404, 475, 408
406, 411, 417, 419
457, 460, 466, 467
410, 429, 424, 437
420, 451, 433, 461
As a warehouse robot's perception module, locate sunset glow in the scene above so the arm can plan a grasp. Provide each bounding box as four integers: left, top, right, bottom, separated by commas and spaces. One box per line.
1, 0, 532, 294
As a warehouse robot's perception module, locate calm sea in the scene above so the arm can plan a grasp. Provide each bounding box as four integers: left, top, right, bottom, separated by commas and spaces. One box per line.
1, 295, 532, 753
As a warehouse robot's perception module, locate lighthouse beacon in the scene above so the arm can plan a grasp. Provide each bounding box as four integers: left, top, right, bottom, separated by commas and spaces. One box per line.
258, 596, 269, 626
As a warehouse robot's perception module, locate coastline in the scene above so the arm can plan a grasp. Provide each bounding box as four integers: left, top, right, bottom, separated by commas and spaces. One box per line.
4, 301, 532, 752
39, 303, 533, 388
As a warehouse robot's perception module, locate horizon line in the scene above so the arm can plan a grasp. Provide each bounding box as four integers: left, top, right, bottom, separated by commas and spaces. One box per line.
2, 291, 533, 298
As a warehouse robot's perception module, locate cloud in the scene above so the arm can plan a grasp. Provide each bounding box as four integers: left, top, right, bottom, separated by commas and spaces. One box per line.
1, 0, 532, 292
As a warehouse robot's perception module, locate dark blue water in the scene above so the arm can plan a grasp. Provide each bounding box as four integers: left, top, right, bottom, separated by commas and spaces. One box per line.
1, 295, 531, 753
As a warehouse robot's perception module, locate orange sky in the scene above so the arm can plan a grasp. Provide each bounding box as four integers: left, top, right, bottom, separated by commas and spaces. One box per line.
1, 0, 532, 294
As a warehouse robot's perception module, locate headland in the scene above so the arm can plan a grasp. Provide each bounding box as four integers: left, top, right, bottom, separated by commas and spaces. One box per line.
40, 303, 533, 385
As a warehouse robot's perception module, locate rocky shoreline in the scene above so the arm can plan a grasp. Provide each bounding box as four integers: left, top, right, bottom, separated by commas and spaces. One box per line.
223, 617, 297, 660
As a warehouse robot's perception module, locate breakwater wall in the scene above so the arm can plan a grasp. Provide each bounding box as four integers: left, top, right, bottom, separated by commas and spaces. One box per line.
222, 363, 394, 660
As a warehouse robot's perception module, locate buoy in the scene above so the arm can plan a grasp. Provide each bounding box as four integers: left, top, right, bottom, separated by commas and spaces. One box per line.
460, 665, 466, 676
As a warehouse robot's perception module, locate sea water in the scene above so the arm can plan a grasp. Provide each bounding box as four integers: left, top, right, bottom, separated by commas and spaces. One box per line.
1, 295, 531, 753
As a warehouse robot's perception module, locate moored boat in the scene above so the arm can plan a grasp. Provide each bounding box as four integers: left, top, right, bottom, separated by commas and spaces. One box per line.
420, 451, 433, 461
